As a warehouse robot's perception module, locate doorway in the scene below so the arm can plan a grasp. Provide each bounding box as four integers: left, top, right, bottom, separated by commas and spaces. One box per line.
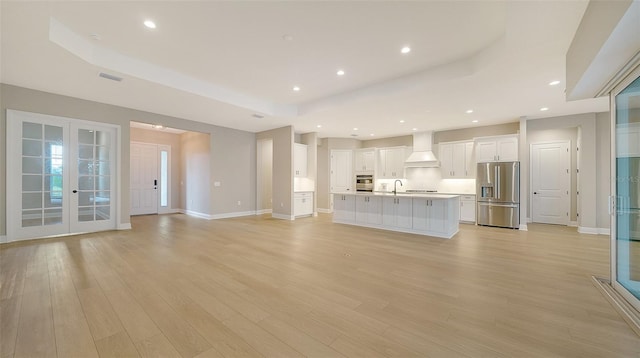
530, 141, 571, 225
6, 110, 118, 242
130, 142, 171, 215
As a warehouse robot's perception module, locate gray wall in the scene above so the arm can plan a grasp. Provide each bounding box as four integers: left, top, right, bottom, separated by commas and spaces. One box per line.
361, 135, 412, 148
1, 84, 257, 236
301, 132, 318, 214
130, 127, 182, 211
180, 131, 211, 215
596, 112, 611, 230
257, 126, 294, 219
434, 122, 520, 144
256, 139, 273, 212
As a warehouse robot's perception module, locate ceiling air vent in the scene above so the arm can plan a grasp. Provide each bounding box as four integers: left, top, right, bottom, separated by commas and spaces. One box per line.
98, 72, 123, 82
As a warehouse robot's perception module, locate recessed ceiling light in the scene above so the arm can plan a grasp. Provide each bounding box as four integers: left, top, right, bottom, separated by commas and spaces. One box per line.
549, 80, 560, 86
472, 120, 479, 123
540, 107, 549, 111
337, 70, 345, 76
282, 34, 294, 41
399, 120, 405, 123
401, 46, 411, 54
353, 127, 358, 131
316, 124, 322, 128
466, 109, 474, 114
370, 134, 375, 137
412, 128, 418, 131
292, 86, 300, 92
144, 20, 156, 29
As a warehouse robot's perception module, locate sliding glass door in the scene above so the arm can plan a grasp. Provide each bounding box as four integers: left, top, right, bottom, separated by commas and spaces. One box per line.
7, 110, 117, 242
612, 67, 640, 311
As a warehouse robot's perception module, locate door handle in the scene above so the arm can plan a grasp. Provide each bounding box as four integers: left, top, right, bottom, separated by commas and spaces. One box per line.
154, 179, 158, 186
533, 192, 538, 194
72, 190, 78, 193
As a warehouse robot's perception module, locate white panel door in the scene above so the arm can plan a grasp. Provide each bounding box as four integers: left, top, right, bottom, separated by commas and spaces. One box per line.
531, 141, 570, 225
330, 150, 353, 193
130, 142, 158, 215
7, 110, 118, 242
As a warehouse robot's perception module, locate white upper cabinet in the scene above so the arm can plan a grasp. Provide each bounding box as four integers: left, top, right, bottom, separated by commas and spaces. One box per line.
354, 149, 375, 173
378, 147, 407, 179
475, 135, 518, 163
439, 141, 475, 178
294, 143, 308, 177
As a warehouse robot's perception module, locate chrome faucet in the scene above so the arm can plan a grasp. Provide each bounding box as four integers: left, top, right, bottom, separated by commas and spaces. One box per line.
393, 179, 403, 195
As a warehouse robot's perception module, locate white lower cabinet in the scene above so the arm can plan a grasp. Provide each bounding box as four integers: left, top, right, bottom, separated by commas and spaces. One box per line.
332, 193, 460, 239
382, 196, 413, 229
355, 195, 382, 225
459, 195, 476, 223
294, 192, 313, 218
333, 194, 356, 222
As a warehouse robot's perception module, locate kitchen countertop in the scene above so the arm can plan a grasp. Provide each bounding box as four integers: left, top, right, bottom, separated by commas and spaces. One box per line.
332, 191, 459, 199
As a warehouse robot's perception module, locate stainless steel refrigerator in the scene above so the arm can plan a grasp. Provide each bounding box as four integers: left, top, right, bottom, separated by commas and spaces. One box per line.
476, 161, 520, 229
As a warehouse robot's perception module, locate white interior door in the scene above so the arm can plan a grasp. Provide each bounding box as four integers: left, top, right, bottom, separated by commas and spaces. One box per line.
531, 141, 570, 225
7, 110, 118, 242
70, 123, 117, 233
130, 142, 159, 215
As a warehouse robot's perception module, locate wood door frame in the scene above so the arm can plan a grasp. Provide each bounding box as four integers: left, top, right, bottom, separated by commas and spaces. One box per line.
6, 109, 122, 242
529, 140, 571, 225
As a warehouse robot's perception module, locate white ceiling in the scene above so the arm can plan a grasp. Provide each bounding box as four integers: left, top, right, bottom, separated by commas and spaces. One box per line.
1, 1, 609, 138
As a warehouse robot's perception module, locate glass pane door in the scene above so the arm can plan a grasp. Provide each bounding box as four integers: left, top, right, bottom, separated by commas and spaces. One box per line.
614, 73, 640, 310
70, 123, 116, 233
15, 119, 67, 237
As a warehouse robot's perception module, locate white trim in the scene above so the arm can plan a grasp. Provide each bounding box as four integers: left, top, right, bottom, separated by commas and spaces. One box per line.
519, 224, 528, 231
569, 221, 578, 227
256, 209, 273, 215
211, 211, 255, 220
118, 223, 132, 230
598, 227, 611, 235
317, 208, 332, 214
0, 236, 7, 244
578, 226, 599, 235
272, 213, 295, 220
164, 209, 182, 214
180, 209, 214, 220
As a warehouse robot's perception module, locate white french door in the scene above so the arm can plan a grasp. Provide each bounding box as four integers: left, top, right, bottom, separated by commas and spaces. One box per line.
6, 110, 118, 242
530, 141, 570, 225
130, 142, 171, 215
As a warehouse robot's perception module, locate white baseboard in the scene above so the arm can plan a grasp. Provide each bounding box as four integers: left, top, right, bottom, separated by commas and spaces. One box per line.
211, 211, 255, 220
256, 209, 273, 215
598, 228, 611, 235
317, 208, 332, 214
272, 213, 294, 220
159, 209, 182, 215
519, 224, 528, 231
569, 221, 578, 227
0, 235, 6, 244
117, 223, 132, 230
578, 226, 599, 235
180, 209, 214, 220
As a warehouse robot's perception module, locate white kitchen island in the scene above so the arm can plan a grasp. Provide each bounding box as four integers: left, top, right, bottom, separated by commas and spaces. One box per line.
332, 192, 460, 239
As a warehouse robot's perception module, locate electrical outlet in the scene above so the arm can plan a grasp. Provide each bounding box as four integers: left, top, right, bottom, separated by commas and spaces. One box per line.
280, 202, 284, 207
237, 201, 241, 206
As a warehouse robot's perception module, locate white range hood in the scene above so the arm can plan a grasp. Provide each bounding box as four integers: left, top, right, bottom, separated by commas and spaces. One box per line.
405, 131, 440, 167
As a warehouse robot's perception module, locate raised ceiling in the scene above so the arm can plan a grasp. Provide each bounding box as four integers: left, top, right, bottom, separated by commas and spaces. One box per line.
1, 1, 608, 138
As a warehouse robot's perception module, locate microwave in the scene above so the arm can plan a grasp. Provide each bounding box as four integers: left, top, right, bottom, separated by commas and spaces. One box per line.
356, 175, 374, 192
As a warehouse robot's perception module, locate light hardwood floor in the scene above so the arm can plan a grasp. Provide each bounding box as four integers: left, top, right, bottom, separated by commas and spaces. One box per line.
1, 213, 639, 357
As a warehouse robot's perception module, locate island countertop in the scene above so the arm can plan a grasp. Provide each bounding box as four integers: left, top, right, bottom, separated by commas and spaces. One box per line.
331, 191, 459, 199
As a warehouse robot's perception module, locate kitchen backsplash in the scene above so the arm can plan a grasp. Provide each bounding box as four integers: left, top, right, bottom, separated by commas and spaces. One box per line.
405, 167, 476, 194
